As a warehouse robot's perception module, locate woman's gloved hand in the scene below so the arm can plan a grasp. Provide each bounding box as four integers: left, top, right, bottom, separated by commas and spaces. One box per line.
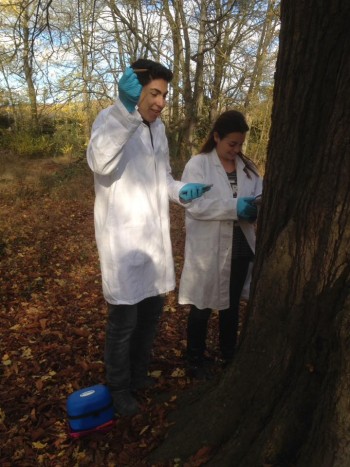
118, 67, 143, 112
179, 183, 211, 202
237, 196, 258, 222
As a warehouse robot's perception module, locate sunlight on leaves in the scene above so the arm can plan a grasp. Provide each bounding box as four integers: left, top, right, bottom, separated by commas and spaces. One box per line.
139, 425, 150, 435
41, 370, 57, 381
73, 446, 87, 461
2, 353, 12, 365
171, 368, 186, 378
21, 347, 33, 359
32, 441, 48, 450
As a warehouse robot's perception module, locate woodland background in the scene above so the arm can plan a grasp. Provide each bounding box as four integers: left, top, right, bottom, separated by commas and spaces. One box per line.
0, 0, 280, 465
0, 0, 280, 168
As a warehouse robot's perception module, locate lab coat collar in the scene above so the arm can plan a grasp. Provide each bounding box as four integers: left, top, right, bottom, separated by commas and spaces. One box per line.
210, 148, 247, 174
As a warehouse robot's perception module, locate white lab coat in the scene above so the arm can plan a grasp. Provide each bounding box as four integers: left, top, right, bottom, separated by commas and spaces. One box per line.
178, 149, 262, 310
87, 99, 184, 305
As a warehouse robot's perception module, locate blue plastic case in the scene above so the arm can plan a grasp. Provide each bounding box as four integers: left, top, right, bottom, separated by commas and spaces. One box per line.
67, 384, 115, 432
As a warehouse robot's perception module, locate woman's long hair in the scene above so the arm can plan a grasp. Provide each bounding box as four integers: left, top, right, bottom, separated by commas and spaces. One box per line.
200, 110, 258, 177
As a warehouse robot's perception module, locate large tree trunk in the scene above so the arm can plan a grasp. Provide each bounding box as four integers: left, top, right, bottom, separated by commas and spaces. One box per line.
150, 0, 350, 465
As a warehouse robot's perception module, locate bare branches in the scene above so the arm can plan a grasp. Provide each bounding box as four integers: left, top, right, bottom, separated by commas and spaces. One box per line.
0, 0, 280, 160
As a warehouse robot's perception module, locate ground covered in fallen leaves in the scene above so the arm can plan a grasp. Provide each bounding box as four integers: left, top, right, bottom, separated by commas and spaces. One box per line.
0, 158, 243, 466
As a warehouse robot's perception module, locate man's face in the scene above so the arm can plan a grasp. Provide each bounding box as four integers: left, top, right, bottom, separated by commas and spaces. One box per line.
137, 78, 169, 123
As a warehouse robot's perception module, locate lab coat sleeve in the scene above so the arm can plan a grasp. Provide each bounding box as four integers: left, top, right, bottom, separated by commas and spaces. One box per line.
167, 166, 186, 203
181, 156, 238, 221
87, 98, 143, 175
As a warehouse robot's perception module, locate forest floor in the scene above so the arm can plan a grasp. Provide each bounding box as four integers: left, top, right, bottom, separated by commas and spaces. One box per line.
0, 157, 246, 466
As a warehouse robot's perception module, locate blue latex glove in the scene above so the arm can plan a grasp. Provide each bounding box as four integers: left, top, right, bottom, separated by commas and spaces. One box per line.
118, 67, 142, 112
179, 183, 211, 202
237, 196, 258, 222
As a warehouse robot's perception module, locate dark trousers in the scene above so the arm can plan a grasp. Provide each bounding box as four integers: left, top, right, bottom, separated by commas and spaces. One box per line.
105, 295, 164, 391
187, 257, 251, 362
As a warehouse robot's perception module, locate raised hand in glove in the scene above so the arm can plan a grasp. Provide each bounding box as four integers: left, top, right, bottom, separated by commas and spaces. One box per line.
179, 183, 212, 202
118, 67, 143, 113
237, 196, 258, 222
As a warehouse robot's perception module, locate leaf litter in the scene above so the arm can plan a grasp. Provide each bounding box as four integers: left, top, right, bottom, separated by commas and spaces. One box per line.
0, 165, 246, 466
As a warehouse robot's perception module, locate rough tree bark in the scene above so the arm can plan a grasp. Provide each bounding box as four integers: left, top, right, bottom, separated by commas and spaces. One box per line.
150, 0, 350, 465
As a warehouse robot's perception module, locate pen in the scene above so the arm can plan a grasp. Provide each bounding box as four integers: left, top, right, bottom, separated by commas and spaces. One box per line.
203, 184, 213, 192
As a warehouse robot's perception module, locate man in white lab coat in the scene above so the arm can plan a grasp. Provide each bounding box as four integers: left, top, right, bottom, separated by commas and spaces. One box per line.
87, 59, 208, 415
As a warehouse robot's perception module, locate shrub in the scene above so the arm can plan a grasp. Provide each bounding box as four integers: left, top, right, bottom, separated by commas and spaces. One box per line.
4, 130, 56, 159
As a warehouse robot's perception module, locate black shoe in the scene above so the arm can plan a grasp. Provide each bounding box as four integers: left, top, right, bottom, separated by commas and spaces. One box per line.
190, 365, 212, 380
188, 361, 214, 381
221, 357, 233, 369
111, 389, 139, 416
131, 376, 157, 391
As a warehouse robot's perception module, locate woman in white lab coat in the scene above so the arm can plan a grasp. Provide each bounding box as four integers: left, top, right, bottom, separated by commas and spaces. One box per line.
179, 110, 263, 379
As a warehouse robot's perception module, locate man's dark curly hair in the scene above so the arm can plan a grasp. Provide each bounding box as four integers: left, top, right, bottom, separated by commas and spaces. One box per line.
130, 58, 173, 86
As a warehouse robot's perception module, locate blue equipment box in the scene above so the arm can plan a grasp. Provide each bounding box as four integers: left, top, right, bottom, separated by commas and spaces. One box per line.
67, 384, 115, 432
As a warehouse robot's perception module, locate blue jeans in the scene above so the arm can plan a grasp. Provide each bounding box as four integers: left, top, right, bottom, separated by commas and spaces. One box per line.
105, 295, 164, 391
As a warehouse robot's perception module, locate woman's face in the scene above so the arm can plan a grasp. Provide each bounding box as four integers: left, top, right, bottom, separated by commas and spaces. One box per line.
214, 131, 246, 163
